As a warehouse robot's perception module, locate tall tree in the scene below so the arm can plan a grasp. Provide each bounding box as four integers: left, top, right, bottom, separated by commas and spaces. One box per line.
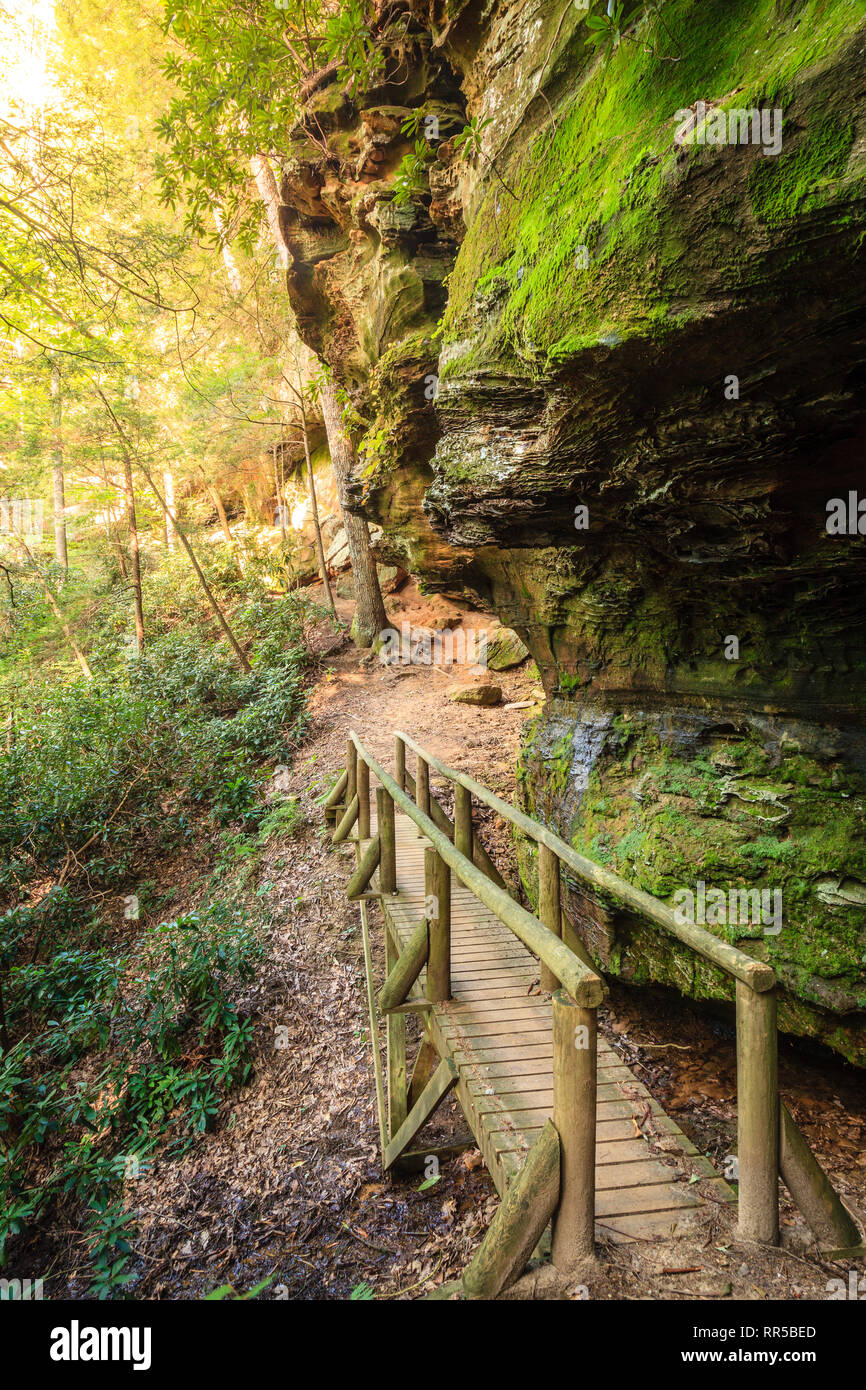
320, 380, 387, 648
121, 449, 145, 656
280, 361, 336, 619
163, 470, 177, 552
50, 360, 67, 570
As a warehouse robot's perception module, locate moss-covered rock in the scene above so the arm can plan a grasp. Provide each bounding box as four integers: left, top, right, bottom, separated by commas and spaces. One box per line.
278, 0, 866, 1064
518, 702, 866, 1064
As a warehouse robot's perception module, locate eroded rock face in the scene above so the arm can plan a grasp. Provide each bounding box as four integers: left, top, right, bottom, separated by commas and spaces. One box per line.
279, 0, 866, 1062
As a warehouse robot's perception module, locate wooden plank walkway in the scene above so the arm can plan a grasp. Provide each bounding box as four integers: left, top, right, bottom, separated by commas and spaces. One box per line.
361, 808, 735, 1244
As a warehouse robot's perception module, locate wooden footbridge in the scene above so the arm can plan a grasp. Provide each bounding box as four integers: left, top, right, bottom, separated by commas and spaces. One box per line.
325, 731, 861, 1297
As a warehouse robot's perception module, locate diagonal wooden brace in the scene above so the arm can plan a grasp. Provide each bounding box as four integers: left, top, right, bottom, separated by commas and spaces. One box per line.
323, 769, 348, 823
383, 1057, 458, 1170
462, 1120, 561, 1299
780, 1100, 861, 1249
377, 918, 429, 1013
332, 794, 359, 844
346, 836, 381, 900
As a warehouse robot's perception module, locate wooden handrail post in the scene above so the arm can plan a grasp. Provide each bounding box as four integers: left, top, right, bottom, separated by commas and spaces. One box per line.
377, 786, 397, 894
416, 755, 430, 821
455, 783, 473, 860
736, 981, 779, 1245
346, 737, 357, 805
539, 844, 561, 993
425, 846, 451, 1002
551, 990, 597, 1271
357, 756, 370, 839
395, 735, 406, 793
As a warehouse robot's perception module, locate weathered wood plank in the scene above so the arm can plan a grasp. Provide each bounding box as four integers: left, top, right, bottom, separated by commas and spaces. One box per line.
383, 1057, 459, 1171
354, 804, 732, 1245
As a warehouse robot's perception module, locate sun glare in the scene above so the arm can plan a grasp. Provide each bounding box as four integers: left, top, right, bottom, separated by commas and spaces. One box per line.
0, 0, 57, 120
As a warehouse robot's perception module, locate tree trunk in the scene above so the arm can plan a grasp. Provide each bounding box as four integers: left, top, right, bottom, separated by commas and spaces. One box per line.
94, 384, 251, 675
320, 381, 387, 648
273, 446, 287, 541
140, 465, 251, 674
301, 403, 337, 619
14, 531, 91, 679
122, 453, 145, 656
206, 478, 245, 576
50, 360, 68, 570
163, 470, 177, 551
250, 154, 289, 268
111, 509, 128, 579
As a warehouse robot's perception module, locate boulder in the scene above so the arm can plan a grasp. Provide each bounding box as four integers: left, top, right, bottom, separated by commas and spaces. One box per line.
448, 684, 502, 707
378, 564, 408, 594
484, 626, 529, 671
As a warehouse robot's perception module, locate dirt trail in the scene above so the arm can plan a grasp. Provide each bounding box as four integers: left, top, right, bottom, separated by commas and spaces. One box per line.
113, 599, 865, 1301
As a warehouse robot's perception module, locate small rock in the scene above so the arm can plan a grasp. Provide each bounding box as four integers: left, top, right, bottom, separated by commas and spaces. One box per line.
484, 625, 529, 670
448, 684, 502, 707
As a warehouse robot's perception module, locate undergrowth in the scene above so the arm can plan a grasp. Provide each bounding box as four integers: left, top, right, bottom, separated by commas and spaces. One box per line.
0, 546, 319, 1296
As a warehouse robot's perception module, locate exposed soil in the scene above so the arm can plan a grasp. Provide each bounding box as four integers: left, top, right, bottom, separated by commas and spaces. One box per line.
52, 585, 866, 1300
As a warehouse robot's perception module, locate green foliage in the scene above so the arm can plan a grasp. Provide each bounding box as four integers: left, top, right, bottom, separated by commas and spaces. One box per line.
0, 574, 309, 911
392, 140, 435, 208
0, 552, 312, 1289
322, 1, 385, 91
0, 899, 264, 1292
156, 0, 409, 236
453, 115, 493, 161
585, 3, 624, 55
203, 1273, 276, 1300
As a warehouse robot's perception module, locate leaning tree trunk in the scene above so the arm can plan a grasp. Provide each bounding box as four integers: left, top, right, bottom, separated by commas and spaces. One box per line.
201, 469, 244, 576
163, 470, 177, 552
13, 530, 91, 679
122, 453, 145, 656
320, 381, 387, 648
139, 465, 251, 674
94, 384, 251, 675
50, 360, 68, 570
301, 403, 337, 620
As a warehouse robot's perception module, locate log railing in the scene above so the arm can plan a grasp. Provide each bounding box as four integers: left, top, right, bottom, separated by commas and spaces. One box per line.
328, 731, 604, 1279
326, 729, 861, 1279
390, 730, 861, 1254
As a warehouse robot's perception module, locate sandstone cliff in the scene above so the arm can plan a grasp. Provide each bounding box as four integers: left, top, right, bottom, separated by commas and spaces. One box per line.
277, 0, 866, 1064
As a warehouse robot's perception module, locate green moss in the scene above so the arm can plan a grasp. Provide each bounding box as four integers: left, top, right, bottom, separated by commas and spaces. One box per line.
442, 0, 865, 370
520, 707, 866, 1062
749, 118, 855, 224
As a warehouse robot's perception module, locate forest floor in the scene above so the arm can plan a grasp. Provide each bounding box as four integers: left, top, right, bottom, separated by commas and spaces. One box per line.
87, 583, 866, 1302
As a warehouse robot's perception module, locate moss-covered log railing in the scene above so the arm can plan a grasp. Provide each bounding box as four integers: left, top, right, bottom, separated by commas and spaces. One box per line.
328, 731, 603, 1286
326, 729, 861, 1289
394, 731, 863, 1255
